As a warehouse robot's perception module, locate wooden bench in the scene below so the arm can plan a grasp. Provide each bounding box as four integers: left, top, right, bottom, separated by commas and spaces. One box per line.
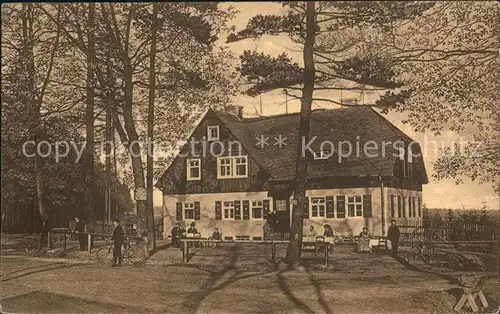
454, 275, 489, 312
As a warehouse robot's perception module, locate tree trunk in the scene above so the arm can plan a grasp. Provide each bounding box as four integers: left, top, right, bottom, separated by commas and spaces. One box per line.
86, 3, 96, 225
105, 57, 113, 226
123, 59, 147, 233
22, 4, 47, 223
286, 1, 316, 266
146, 3, 158, 249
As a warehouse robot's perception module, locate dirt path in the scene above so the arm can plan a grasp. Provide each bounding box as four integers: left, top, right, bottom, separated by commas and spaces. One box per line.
5, 251, 497, 313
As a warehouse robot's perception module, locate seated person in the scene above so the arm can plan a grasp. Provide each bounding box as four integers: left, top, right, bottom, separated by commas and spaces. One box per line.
187, 222, 198, 234
323, 224, 334, 238
210, 228, 222, 247
323, 224, 335, 252
212, 228, 222, 240
307, 225, 317, 238
357, 227, 372, 253
303, 226, 318, 248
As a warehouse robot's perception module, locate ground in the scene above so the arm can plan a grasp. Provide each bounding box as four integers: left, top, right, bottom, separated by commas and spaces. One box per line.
1, 235, 499, 313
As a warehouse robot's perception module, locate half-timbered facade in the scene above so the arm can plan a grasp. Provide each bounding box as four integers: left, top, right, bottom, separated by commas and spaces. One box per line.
156, 105, 428, 239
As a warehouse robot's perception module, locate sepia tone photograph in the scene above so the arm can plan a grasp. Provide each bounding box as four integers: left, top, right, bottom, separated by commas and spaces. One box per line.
1, 1, 499, 313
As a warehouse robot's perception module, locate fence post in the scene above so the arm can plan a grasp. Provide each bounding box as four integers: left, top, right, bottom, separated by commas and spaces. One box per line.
144, 234, 150, 259
182, 240, 188, 262
325, 242, 329, 267
87, 233, 92, 254
271, 241, 276, 267
47, 231, 52, 249
63, 230, 67, 253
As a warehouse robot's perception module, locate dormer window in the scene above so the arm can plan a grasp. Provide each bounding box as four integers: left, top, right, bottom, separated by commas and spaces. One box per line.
313, 149, 332, 160
407, 146, 413, 178
207, 125, 219, 141
217, 155, 248, 179
399, 144, 413, 178
186, 158, 201, 181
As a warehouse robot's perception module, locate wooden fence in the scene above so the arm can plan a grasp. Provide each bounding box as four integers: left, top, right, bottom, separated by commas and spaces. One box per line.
398, 222, 497, 254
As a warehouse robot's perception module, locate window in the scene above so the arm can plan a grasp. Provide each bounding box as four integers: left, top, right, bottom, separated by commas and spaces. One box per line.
186, 158, 201, 180
408, 147, 413, 178
223, 201, 234, 220
404, 146, 413, 178
251, 201, 263, 219
310, 197, 326, 218
276, 199, 287, 211
183, 202, 195, 220
234, 156, 247, 176
217, 156, 248, 179
313, 149, 332, 160
207, 125, 219, 141
347, 196, 363, 217
218, 157, 232, 177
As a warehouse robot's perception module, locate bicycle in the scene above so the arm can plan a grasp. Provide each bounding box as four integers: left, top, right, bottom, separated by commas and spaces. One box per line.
405, 239, 435, 264
96, 237, 147, 267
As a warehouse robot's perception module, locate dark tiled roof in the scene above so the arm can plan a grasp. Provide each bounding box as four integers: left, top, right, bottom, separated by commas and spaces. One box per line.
217, 106, 427, 182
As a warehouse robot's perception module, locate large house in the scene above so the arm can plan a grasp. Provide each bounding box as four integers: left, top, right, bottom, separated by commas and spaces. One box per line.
155, 105, 428, 239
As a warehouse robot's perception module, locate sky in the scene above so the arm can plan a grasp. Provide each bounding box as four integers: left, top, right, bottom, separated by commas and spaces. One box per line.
154, 2, 499, 212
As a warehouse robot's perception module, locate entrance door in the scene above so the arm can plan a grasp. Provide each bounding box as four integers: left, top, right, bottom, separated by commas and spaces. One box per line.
273, 199, 290, 233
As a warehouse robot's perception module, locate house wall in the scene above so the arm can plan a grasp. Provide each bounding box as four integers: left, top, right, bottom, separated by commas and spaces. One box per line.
163, 191, 270, 239
164, 186, 424, 238
303, 187, 384, 237
384, 188, 423, 234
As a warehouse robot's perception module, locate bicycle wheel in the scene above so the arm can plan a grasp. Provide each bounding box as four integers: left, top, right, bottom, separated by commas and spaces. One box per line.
405, 246, 420, 262
133, 241, 147, 262
421, 244, 434, 264
96, 246, 112, 263
124, 246, 137, 259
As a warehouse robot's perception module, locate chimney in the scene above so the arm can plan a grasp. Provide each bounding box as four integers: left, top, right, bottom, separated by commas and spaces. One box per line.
226, 105, 244, 120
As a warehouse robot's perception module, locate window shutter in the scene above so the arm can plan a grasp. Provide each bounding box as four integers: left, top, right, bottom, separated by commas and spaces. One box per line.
194, 201, 201, 220
390, 195, 395, 218
397, 196, 402, 218
242, 200, 250, 220
402, 196, 406, 218
326, 196, 334, 218
408, 196, 412, 217
302, 197, 309, 219
263, 199, 270, 219
336, 196, 346, 218
418, 197, 421, 217
176, 202, 183, 221
215, 201, 222, 220
234, 200, 242, 220
412, 197, 417, 217
363, 195, 372, 218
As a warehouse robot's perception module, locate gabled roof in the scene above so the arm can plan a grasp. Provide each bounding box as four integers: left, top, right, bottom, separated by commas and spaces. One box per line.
155, 106, 429, 188
217, 106, 428, 183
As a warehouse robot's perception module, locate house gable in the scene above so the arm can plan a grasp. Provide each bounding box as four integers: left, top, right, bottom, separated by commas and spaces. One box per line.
156, 109, 270, 195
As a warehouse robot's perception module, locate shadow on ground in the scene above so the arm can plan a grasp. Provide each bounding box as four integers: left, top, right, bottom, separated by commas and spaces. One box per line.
2, 291, 153, 313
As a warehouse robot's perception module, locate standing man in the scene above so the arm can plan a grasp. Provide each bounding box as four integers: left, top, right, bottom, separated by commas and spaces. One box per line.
74, 217, 86, 251
171, 222, 180, 248
387, 219, 401, 257
39, 217, 52, 250
111, 218, 125, 267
